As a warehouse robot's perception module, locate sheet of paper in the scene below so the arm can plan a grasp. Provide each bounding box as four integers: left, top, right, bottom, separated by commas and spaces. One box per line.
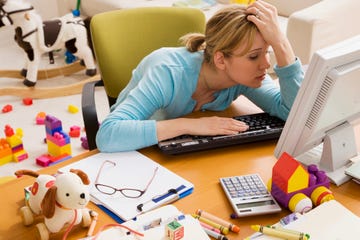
59, 151, 193, 221
251, 200, 360, 240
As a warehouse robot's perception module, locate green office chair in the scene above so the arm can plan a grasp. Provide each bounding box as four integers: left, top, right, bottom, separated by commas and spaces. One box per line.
82, 7, 206, 150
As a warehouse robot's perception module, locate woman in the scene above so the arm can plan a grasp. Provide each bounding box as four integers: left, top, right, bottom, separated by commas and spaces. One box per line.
96, 1, 304, 152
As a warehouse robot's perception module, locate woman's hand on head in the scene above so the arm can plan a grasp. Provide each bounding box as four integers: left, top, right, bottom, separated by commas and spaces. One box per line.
246, 0, 296, 67
246, 0, 283, 48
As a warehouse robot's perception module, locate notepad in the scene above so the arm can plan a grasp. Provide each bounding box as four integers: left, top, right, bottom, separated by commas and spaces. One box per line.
58, 151, 193, 221
89, 205, 210, 240
251, 200, 360, 240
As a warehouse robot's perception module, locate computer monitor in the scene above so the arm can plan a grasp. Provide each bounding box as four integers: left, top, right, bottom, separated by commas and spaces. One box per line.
274, 35, 360, 186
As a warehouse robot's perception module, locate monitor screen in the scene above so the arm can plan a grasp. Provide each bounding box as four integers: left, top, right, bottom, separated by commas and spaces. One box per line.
274, 35, 360, 186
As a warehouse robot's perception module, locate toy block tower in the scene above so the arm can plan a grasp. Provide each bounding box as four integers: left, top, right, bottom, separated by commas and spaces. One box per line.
2, 125, 28, 164
36, 115, 72, 167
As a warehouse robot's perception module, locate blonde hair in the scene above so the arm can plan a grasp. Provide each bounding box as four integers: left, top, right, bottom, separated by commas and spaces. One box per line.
180, 5, 258, 67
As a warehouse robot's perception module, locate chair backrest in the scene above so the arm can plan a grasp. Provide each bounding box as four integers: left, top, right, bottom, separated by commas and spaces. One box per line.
90, 7, 206, 104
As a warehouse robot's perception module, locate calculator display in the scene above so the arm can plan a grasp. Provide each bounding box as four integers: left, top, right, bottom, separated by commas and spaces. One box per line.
236, 199, 276, 209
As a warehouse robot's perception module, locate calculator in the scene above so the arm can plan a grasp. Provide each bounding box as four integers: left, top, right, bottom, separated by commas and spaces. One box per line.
219, 174, 281, 217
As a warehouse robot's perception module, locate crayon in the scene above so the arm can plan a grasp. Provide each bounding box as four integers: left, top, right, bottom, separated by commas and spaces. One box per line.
196, 209, 240, 233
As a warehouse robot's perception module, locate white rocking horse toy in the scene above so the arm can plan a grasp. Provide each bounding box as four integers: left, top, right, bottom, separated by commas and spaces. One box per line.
0, 0, 96, 87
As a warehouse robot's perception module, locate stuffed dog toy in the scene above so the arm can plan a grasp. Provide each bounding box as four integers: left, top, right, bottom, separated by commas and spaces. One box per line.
15, 169, 92, 239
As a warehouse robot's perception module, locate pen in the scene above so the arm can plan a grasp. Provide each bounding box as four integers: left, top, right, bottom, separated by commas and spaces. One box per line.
203, 227, 228, 240
137, 185, 186, 213
251, 225, 310, 240
196, 209, 240, 233
192, 214, 229, 235
199, 221, 221, 234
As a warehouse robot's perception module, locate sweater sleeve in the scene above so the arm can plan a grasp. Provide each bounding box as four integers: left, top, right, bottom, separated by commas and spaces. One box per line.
242, 58, 304, 120
96, 65, 175, 152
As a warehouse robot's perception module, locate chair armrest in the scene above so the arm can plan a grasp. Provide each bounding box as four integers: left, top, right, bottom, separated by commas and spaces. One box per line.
81, 79, 105, 150
286, 0, 360, 64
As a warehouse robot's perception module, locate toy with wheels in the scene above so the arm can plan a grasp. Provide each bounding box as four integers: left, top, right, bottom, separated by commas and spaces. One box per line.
15, 169, 93, 240
269, 152, 334, 213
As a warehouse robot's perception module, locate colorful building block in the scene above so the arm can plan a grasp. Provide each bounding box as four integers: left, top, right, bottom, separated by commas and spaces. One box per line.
165, 220, 184, 240
22, 98, 33, 105
68, 104, 79, 113
2, 104, 13, 113
36, 112, 46, 125
69, 125, 81, 138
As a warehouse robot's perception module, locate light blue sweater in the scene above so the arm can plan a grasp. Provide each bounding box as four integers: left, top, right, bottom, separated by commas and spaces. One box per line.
96, 47, 304, 152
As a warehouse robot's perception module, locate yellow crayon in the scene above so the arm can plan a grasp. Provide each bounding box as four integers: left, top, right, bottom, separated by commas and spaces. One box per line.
192, 214, 229, 235
251, 225, 310, 240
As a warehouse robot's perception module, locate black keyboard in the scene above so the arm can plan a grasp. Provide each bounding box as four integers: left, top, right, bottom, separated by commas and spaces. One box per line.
158, 112, 285, 155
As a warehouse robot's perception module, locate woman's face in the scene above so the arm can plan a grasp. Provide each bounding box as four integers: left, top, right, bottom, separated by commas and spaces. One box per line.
223, 32, 271, 88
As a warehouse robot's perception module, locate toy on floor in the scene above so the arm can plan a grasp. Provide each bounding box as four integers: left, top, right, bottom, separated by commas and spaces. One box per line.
36, 115, 72, 167
15, 169, 93, 240
269, 152, 334, 213
0, 0, 96, 87
0, 124, 28, 166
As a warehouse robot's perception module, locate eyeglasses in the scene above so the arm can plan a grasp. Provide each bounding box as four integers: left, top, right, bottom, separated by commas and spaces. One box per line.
94, 160, 159, 198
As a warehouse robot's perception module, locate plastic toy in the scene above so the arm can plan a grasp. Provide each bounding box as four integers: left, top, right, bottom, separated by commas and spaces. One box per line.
15, 169, 92, 240
69, 125, 81, 138
2, 104, 13, 113
68, 104, 79, 114
36, 112, 47, 125
0, 125, 28, 165
270, 152, 334, 213
80, 136, 89, 150
166, 220, 184, 240
23, 97, 33, 105
0, 0, 96, 87
36, 115, 72, 167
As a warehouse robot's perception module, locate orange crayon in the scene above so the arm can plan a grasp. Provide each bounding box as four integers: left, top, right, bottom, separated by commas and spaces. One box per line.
196, 209, 240, 233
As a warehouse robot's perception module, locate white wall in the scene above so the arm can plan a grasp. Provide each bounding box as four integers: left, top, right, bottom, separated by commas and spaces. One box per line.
29, 0, 61, 19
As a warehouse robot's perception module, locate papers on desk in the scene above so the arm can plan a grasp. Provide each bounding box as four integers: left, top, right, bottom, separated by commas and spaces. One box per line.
345, 156, 360, 183
252, 200, 360, 240
58, 151, 193, 221
92, 205, 210, 240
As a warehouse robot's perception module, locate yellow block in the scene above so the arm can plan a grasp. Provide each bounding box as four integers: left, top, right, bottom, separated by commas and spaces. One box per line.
47, 140, 72, 156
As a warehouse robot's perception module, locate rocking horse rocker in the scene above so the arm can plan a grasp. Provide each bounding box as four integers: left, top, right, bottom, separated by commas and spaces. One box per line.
0, 0, 97, 97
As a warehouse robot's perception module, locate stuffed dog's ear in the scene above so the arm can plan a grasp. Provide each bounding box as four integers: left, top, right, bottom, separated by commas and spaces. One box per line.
14, 169, 39, 178
41, 185, 57, 218
70, 169, 90, 185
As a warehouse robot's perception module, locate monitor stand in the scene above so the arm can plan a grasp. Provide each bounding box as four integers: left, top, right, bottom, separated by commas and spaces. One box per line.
296, 122, 357, 186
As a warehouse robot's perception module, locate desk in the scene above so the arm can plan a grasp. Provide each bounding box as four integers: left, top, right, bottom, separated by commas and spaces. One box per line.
1, 99, 360, 240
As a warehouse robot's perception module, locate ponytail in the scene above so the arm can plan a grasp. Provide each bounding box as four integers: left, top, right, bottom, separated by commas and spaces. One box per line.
180, 33, 206, 52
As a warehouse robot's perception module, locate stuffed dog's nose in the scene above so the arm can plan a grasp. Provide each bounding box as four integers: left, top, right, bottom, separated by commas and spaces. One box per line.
80, 193, 85, 199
